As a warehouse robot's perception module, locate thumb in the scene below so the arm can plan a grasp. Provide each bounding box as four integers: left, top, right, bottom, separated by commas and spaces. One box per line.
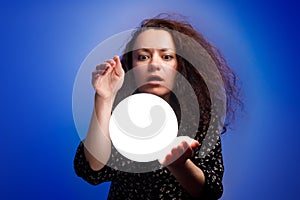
177, 136, 199, 148
113, 55, 124, 77
190, 140, 200, 149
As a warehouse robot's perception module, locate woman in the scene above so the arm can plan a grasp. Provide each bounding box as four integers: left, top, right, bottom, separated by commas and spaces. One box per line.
74, 14, 242, 199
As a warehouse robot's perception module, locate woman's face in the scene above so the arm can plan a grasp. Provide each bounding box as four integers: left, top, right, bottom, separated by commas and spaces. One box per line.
132, 29, 178, 100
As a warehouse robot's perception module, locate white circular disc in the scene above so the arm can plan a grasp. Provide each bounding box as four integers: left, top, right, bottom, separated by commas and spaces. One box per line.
109, 93, 178, 162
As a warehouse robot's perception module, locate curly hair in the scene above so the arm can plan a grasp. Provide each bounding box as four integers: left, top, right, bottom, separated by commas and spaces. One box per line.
119, 13, 242, 134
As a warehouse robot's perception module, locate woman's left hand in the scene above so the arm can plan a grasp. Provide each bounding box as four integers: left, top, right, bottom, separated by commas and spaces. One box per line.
158, 136, 200, 167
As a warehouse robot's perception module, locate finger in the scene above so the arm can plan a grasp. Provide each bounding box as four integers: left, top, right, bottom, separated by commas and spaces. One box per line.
92, 70, 101, 82
161, 154, 172, 166
171, 147, 180, 159
102, 65, 113, 75
178, 143, 186, 153
181, 141, 190, 151
177, 136, 199, 149
105, 59, 116, 67
190, 140, 200, 149
173, 144, 186, 160
96, 63, 110, 71
180, 141, 193, 156
92, 69, 105, 77
94, 64, 113, 78
93, 66, 113, 87
113, 55, 124, 77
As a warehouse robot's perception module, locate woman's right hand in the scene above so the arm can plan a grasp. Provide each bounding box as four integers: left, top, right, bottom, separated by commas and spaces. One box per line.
92, 56, 125, 100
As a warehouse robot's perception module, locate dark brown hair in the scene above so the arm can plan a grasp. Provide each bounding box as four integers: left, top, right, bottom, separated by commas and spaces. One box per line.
120, 14, 242, 134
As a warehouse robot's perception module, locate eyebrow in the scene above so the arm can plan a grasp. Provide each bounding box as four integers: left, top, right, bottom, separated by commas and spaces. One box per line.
135, 48, 175, 53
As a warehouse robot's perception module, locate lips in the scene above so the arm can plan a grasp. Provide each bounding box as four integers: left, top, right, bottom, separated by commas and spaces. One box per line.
147, 75, 163, 82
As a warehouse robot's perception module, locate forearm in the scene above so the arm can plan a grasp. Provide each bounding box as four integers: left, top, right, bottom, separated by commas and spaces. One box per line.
167, 159, 206, 198
84, 94, 114, 171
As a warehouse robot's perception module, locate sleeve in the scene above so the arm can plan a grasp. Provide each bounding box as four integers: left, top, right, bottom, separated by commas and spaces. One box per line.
73, 142, 119, 185
192, 136, 224, 200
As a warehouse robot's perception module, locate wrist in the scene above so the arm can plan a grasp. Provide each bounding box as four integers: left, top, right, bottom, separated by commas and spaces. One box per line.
167, 159, 188, 171
95, 93, 115, 104
94, 94, 115, 114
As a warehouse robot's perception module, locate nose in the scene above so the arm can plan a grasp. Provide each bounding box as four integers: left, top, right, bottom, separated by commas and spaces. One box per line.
148, 53, 161, 71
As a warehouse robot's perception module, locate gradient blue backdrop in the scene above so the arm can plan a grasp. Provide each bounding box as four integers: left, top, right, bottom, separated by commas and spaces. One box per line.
1, 0, 299, 199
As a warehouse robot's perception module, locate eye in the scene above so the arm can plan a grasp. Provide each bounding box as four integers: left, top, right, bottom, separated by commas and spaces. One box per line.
137, 54, 150, 61
162, 54, 174, 60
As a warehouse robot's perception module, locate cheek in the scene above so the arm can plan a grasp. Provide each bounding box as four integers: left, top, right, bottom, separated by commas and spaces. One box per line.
170, 72, 177, 83
133, 68, 146, 83
164, 69, 178, 88
167, 60, 178, 70
165, 63, 178, 76
174, 60, 178, 70
132, 59, 138, 67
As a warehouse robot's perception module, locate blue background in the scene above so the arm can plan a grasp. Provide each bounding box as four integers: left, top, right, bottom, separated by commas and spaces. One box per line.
1, 0, 299, 199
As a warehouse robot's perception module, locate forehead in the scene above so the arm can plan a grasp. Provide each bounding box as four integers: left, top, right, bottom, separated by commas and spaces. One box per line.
132, 29, 176, 51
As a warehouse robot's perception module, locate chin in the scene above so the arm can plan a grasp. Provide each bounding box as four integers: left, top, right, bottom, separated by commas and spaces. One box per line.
138, 87, 171, 100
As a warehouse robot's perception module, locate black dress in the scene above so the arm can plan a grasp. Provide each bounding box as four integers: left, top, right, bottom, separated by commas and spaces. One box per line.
74, 127, 224, 200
